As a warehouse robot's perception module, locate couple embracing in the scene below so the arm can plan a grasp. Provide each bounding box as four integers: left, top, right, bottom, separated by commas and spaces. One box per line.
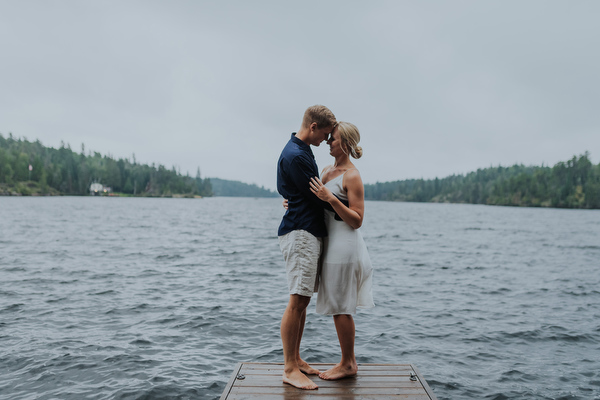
277, 105, 374, 390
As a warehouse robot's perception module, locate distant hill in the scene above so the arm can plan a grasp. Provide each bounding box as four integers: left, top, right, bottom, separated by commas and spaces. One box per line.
209, 177, 278, 198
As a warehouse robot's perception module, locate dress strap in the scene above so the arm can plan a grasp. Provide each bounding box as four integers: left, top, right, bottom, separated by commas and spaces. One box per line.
323, 167, 357, 184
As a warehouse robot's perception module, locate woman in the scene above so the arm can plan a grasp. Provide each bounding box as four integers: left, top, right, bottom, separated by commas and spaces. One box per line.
309, 121, 374, 380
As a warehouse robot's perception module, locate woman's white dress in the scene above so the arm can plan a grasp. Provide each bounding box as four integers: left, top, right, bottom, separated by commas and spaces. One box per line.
316, 171, 374, 315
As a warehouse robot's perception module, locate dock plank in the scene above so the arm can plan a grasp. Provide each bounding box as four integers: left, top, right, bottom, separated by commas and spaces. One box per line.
220, 363, 438, 400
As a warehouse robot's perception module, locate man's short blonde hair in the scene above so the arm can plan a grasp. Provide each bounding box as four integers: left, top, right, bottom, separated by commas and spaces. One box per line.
301, 105, 336, 129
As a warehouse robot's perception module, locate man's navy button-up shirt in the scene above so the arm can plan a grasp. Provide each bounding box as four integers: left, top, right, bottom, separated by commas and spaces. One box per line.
277, 133, 327, 238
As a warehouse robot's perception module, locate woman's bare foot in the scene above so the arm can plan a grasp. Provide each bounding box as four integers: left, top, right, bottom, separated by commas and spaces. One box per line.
297, 359, 320, 375
318, 363, 358, 380
282, 369, 318, 390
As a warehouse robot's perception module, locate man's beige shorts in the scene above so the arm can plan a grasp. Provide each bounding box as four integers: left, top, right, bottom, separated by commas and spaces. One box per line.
278, 230, 323, 297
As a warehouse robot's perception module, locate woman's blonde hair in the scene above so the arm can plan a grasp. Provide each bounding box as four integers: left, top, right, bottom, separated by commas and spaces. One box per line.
337, 121, 363, 159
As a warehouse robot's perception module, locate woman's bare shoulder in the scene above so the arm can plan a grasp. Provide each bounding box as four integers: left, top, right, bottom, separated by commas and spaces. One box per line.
345, 168, 362, 180
343, 168, 363, 189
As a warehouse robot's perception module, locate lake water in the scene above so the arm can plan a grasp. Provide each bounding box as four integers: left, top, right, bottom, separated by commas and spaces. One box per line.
1, 197, 599, 400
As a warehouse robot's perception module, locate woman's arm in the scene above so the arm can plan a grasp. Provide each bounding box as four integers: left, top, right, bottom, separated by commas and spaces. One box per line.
309, 170, 364, 229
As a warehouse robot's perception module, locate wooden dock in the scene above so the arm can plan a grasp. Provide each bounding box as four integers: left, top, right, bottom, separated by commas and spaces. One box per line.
220, 362, 438, 399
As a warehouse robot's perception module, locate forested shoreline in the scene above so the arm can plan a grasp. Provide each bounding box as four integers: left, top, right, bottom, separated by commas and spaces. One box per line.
209, 178, 277, 198
0, 133, 212, 197
364, 153, 600, 209
1, 133, 599, 208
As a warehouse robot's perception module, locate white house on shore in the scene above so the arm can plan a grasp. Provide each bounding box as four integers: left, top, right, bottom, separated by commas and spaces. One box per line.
90, 183, 112, 195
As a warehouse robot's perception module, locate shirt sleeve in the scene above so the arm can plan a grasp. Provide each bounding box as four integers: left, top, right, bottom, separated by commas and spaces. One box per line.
289, 155, 349, 210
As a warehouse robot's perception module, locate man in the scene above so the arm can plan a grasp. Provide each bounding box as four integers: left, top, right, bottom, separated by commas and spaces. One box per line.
277, 105, 336, 390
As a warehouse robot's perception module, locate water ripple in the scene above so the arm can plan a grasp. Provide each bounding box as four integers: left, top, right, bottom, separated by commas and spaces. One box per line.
1, 197, 600, 399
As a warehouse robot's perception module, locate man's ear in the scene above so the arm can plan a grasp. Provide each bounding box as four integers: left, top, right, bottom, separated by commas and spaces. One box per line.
309, 122, 318, 132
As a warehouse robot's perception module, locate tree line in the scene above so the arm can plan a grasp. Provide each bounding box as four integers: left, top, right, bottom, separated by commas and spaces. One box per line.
364, 152, 600, 209
209, 178, 277, 197
2, 132, 599, 208
0, 133, 212, 197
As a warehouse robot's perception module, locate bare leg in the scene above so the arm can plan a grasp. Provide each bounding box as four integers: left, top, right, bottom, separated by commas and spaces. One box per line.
281, 294, 318, 389
295, 307, 320, 375
319, 314, 358, 380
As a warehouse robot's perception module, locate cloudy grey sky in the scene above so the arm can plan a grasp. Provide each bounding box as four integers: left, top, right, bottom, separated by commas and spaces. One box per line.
1, 1, 599, 191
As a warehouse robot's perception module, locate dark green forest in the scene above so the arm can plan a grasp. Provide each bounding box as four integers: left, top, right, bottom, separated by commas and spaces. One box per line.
210, 178, 277, 198
2, 133, 599, 208
364, 152, 600, 209
0, 133, 212, 197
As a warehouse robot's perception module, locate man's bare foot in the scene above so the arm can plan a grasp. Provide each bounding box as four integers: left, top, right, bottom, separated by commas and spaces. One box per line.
283, 369, 318, 390
297, 359, 320, 375
318, 363, 357, 380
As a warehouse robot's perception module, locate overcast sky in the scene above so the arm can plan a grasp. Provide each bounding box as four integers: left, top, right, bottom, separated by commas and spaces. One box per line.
1, 1, 599, 191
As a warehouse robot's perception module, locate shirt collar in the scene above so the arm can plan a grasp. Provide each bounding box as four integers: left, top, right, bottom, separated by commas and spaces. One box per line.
291, 132, 309, 149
